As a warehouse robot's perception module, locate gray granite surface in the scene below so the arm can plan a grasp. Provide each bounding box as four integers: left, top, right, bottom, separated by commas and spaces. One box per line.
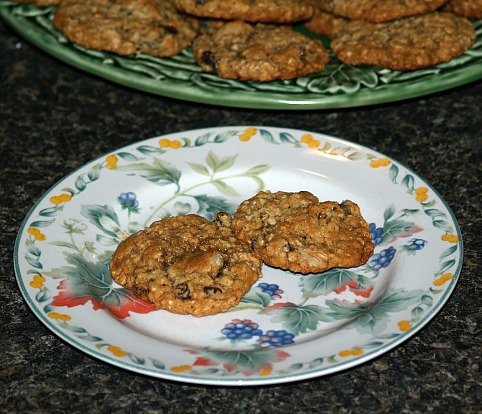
1, 17, 481, 414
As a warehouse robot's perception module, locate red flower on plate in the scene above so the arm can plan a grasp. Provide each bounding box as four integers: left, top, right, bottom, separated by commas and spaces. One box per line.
49, 252, 156, 318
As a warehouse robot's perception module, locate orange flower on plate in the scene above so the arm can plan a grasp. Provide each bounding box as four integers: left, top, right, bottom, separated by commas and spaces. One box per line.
50, 193, 72, 205
106, 154, 118, 169
338, 348, 363, 357
441, 234, 459, 243
29, 274, 46, 288
171, 365, 192, 373
48, 312, 71, 321
369, 158, 391, 168
239, 127, 257, 142
27, 227, 46, 241
398, 320, 413, 331
107, 345, 128, 357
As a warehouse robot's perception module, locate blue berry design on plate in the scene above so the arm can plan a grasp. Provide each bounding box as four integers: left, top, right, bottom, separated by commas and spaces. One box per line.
221, 319, 263, 340
402, 238, 428, 255
368, 246, 396, 271
239, 283, 284, 308
406, 238, 427, 250
369, 223, 384, 245
221, 319, 296, 348
118, 192, 139, 212
257, 283, 283, 300
257, 330, 295, 348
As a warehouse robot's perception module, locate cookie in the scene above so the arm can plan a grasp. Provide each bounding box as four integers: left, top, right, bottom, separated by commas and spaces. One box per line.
110, 213, 262, 317
53, 0, 199, 57
14, 0, 60, 6
304, 9, 349, 39
232, 191, 374, 274
193, 21, 330, 81
319, 0, 450, 23
171, 0, 314, 23
197, 18, 226, 35
331, 12, 476, 71
443, 0, 482, 19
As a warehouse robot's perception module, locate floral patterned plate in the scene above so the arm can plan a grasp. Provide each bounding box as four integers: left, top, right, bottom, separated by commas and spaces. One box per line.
14, 126, 463, 386
1, 2, 482, 109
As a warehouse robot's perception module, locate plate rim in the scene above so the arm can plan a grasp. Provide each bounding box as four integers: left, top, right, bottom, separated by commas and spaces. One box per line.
13, 126, 464, 386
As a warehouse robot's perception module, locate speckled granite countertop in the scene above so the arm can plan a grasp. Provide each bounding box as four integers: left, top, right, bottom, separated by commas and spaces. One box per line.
1, 17, 481, 414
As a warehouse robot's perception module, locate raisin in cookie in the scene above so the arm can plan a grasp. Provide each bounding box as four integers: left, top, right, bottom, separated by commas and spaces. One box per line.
443, 0, 482, 19
110, 213, 262, 317
171, 0, 314, 23
232, 191, 374, 274
319, 0, 450, 23
193, 21, 330, 81
54, 0, 199, 57
331, 12, 476, 71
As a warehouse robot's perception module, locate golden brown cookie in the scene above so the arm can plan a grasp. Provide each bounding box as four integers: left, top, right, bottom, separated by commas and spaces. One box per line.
232, 191, 374, 275
331, 12, 476, 71
319, 0, 450, 23
192, 21, 330, 82
171, 0, 314, 23
443, 0, 482, 19
304, 9, 349, 38
14, 0, 60, 6
53, 0, 199, 57
110, 213, 262, 317
197, 18, 226, 35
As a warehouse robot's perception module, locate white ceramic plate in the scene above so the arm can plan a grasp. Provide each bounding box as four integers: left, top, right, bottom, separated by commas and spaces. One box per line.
14, 126, 463, 386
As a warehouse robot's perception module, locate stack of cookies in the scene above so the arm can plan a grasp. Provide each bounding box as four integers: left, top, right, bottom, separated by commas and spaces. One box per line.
305, 0, 478, 70
170, 0, 330, 81
110, 191, 375, 317
15, 0, 480, 78
50, 0, 330, 81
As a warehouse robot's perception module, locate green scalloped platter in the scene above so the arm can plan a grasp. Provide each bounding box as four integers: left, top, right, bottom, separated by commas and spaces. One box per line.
15, 126, 463, 385
1, 2, 482, 109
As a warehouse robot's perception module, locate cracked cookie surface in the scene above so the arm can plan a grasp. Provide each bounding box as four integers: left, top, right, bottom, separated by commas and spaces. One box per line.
331, 12, 476, 71
54, 0, 199, 57
110, 213, 262, 317
193, 21, 329, 81
304, 9, 349, 38
319, 0, 450, 22
232, 191, 374, 274
443, 0, 482, 18
171, 0, 314, 23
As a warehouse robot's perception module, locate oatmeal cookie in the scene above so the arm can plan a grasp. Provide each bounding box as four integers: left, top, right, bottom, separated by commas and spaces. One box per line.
304, 9, 349, 38
197, 18, 226, 35
331, 12, 476, 71
14, 0, 60, 6
319, 0, 450, 23
192, 21, 330, 81
171, 0, 314, 23
53, 0, 199, 57
232, 191, 374, 274
443, 0, 482, 19
110, 213, 262, 317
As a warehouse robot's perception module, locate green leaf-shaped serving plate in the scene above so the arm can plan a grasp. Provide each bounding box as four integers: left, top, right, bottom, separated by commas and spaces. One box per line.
15, 126, 463, 385
1, 2, 482, 109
